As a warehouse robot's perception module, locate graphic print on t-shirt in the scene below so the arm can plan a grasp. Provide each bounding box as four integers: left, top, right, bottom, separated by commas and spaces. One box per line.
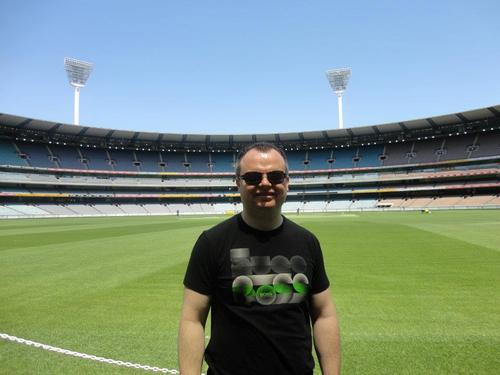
230, 248, 309, 306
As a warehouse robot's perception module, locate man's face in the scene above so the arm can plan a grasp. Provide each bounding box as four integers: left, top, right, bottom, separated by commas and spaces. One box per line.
236, 148, 289, 211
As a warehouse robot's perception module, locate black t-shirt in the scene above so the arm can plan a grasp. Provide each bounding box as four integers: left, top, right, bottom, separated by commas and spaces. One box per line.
183, 214, 330, 375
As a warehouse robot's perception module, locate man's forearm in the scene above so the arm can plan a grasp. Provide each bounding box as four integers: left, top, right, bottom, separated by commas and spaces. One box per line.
178, 319, 206, 374
313, 315, 341, 375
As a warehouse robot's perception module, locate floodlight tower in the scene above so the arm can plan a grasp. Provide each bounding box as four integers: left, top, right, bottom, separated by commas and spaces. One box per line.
64, 57, 93, 125
326, 68, 351, 129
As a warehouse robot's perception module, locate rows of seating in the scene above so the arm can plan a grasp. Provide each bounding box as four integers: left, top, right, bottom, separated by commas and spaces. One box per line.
377, 195, 500, 208
383, 131, 499, 165
0, 139, 25, 166
3, 179, 497, 197
0, 203, 241, 217
1, 195, 499, 218
1, 165, 498, 201
1, 131, 497, 172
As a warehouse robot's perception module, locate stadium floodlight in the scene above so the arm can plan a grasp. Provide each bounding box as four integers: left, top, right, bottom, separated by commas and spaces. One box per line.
64, 57, 94, 125
326, 67, 351, 129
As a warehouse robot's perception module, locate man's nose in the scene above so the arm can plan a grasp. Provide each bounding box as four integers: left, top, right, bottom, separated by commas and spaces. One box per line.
259, 174, 272, 186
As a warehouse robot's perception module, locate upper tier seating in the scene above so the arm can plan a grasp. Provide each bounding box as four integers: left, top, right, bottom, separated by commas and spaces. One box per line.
331, 149, 360, 168
135, 150, 162, 172
470, 130, 500, 158
17, 142, 56, 168
185, 152, 210, 172
79, 148, 114, 170
108, 150, 139, 171
286, 150, 308, 170
354, 145, 384, 168
439, 134, 475, 161
210, 152, 235, 173
0, 131, 498, 172
305, 150, 331, 170
383, 142, 411, 166
48, 144, 86, 169
0, 139, 26, 166
162, 152, 188, 172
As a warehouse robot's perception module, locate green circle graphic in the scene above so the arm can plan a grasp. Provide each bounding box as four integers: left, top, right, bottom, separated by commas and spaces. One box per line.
274, 283, 293, 295
232, 284, 254, 296
293, 282, 309, 294
256, 285, 275, 298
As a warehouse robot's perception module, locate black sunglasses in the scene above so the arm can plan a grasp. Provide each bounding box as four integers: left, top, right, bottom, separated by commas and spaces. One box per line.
238, 170, 287, 186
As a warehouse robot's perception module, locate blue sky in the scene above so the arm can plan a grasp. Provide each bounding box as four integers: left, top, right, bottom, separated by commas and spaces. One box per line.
1, 1, 499, 134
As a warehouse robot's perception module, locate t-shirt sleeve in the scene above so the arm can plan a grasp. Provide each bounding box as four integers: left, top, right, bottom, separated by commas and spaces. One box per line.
183, 231, 215, 296
310, 234, 330, 294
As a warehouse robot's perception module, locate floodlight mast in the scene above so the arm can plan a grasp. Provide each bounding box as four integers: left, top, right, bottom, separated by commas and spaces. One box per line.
326, 68, 351, 129
64, 57, 93, 125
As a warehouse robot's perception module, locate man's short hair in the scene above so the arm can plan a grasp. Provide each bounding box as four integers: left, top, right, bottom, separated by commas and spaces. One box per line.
235, 142, 288, 176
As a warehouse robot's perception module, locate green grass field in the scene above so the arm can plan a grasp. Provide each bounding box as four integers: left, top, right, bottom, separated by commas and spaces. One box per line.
1, 210, 499, 374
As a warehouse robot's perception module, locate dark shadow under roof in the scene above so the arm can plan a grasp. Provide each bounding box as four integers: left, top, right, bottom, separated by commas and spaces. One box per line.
1, 105, 499, 145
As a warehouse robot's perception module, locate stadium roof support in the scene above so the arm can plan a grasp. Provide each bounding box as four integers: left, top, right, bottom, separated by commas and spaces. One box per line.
64, 58, 94, 126
326, 68, 352, 130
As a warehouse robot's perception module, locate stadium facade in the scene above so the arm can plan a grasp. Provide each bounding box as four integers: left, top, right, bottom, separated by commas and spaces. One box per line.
0, 105, 499, 218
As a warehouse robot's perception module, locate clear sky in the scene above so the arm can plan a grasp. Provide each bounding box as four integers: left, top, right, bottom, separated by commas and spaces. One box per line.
1, 1, 499, 134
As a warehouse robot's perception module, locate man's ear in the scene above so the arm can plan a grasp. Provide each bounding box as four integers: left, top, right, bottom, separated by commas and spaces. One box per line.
236, 177, 241, 188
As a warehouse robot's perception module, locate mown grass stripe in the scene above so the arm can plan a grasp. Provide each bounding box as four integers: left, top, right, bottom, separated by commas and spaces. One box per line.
0, 222, 213, 251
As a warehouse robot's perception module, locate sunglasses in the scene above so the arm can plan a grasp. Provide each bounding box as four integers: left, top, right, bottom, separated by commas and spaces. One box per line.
238, 170, 288, 186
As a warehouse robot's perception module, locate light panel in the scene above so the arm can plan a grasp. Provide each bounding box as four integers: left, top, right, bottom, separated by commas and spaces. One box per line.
326, 68, 351, 93
64, 57, 93, 87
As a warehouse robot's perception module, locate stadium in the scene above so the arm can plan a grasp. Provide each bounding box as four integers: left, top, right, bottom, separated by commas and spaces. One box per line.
1, 104, 500, 217
1, 104, 499, 374
4, 1, 500, 374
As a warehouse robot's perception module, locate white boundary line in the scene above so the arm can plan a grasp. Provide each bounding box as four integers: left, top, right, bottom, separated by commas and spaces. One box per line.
0, 332, 179, 373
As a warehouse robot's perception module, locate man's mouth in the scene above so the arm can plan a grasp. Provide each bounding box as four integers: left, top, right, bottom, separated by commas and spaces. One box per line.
255, 192, 276, 197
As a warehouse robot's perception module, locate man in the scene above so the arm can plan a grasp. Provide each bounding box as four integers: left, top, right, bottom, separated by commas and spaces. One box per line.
178, 142, 341, 375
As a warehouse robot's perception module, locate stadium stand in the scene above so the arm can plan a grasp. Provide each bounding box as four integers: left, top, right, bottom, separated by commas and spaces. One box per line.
306, 150, 332, 170
349, 199, 378, 210
134, 150, 161, 172
0, 139, 26, 166
77, 148, 113, 170
331, 148, 357, 168
185, 152, 210, 172
210, 152, 235, 172
0, 205, 24, 216
439, 134, 475, 161
163, 152, 188, 172
16, 142, 56, 168
328, 200, 354, 211
141, 203, 171, 215
470, 130, 500, 158
383, 142, 411, 166
286, 150, 307, 170
1, 105, 500, 217
108, 150, 138, 171
463, 195, 497, 206
355, 145, 384, 167
37, 204, 76, 215
49, 144, 86, 169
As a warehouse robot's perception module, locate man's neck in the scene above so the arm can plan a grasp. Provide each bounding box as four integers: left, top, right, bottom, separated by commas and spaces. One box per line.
241, 209, 283, 231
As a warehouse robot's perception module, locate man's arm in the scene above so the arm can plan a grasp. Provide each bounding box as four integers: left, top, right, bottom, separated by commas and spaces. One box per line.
311, 288, 341, 375
178, 287, 211, 375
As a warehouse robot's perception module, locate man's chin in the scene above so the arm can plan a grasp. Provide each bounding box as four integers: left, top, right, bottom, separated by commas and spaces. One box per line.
256, 202, 276, 208
254, 198, 280, 209
245, 194, 285, 210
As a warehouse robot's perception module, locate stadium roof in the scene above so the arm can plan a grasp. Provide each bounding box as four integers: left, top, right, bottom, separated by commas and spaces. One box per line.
1, 105, 499, 150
